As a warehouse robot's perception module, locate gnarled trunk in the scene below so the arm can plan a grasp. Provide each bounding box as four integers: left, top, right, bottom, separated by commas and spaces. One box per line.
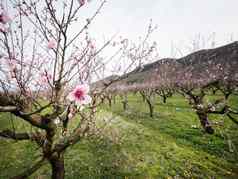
49, 154, 65, 179
197, 112, 214, 134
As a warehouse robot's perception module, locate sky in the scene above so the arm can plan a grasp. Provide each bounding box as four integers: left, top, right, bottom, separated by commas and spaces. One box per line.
80, 0, 238, 58
3, 0, 238, 81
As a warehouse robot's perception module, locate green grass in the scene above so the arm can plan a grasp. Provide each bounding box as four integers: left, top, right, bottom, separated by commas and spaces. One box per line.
0, 94, 238, 178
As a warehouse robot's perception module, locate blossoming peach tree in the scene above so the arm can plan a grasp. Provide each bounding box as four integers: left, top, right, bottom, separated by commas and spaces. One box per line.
166, 45, 238, 134
0, 0, 153, 178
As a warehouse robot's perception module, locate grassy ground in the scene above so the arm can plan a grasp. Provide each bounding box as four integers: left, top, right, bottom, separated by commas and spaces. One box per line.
0, 94, 238, 178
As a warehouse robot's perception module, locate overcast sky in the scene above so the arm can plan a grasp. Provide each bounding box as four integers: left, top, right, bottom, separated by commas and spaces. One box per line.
81, 0, 238, 58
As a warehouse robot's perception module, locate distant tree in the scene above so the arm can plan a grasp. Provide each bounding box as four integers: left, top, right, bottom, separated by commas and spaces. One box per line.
139, 89, 155, 117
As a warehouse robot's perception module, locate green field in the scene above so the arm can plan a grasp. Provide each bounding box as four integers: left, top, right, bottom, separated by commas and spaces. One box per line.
0, 94, 238, 178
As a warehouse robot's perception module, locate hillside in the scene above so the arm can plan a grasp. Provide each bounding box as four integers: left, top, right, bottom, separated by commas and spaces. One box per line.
113, 41, 238, 86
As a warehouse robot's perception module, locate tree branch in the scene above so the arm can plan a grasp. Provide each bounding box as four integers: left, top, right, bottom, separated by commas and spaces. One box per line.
0, 130, 45, 144
208, 106, 228, 114
227, 113, 238, 125
53, 122, 89, 153
0, 129, 30, 140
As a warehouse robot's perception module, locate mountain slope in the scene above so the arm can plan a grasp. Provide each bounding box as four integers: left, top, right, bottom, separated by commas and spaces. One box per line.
120, 41, 238, 85
92, 41, 238, 89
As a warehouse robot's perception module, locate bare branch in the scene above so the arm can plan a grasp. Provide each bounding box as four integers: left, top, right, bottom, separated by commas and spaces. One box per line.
0, 129, 30, 140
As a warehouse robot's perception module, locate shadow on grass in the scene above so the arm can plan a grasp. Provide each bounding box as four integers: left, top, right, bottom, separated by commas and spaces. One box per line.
64, 136, 145, 178
155, 102, 191, 110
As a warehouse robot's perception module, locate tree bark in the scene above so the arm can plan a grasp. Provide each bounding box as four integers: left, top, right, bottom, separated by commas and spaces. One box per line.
141, 94, 146, 102
122, 95, 128, 111
122, 100, 127, 111
212, 89, 217, 95
101, 97, 105, 104
140, 92, 154, 117
49, 154, 65, 179
197, 112, 214, 134
108, 98, 112, 107
146, 98, 154, 117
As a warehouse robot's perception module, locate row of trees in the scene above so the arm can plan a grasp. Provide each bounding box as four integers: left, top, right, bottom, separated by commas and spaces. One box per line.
99, 42, 238, 134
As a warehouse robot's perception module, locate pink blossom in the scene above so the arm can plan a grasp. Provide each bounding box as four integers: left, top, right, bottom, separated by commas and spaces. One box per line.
89, 42, 95, 49
112, 41, 117, 47
39, 72, 52, 84
0, 11, 11, 24
39, 76, 47, 84
210, 106, 216, 111
0, 23, 7, 33
67, 84, 92, 105
68, 113, 74, 119
47, 39, 57, 49
68, 106, 77, 119
197, 104, 204, 109
54, 118, 60, 125
7, 59, 17, 78
78, 0, 86, 6
121, 38, 129, 48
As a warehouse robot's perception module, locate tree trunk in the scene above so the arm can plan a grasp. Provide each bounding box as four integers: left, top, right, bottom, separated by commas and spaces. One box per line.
225, 93, 230, 100
146, 98, 154, 117
101, 97, 105, 104
122, 95, 128, 111
141, 94, 146, 102
50, 154, 65, 179
122, 100, 127, 111
212, 89, 216, 95
197, 112, 214, 134
163, 96, 167, 103
108, 98, 112, 107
